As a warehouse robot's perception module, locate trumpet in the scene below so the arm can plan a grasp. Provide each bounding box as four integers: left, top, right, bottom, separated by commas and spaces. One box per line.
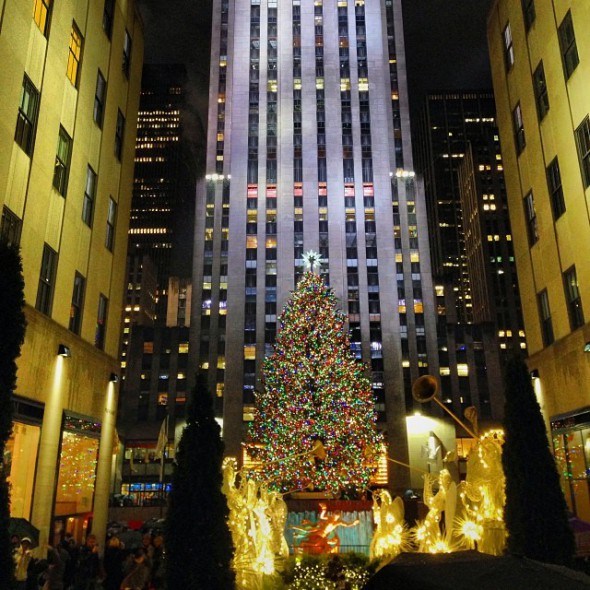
411, 375, 479, 440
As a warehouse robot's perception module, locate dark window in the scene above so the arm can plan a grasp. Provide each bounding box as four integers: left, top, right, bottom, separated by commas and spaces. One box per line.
66, 22, 83, 87
563, 266, 584, 330
503, 23, 514, 69
558, 11, 579, 80
102, 0, 115, 39
82, 166, 97, 226
575, 116, 590, 189
512, 103, 525, 154
523, 191, 538, 246
106, 197, 117, 251
33, 0, 52, 36
94, 70, 107, 127
95, 294, 108, 349
15, 76, 40, 156
521, 0, 535, 31
1, 206, 22, 247
53, 126, 72, 196
533, 62, 549, 120
69, 272, 85, 334
36, 244, 57, 315
538, 289, 554, 346
546, 157, 565, 219
122, 30, 132, 77
115, 110, 125, 160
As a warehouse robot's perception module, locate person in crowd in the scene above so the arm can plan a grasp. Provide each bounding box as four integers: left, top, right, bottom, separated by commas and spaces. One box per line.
120, 548, 150, 590
151, 536, 165, 590
74, 534, 101, 590
141, 533, 154, 565
41, 546, 66, 590
11, 534, 21, 555
14, 536, 33, 590
103, 536, 126, 590
60, 535, 77, 590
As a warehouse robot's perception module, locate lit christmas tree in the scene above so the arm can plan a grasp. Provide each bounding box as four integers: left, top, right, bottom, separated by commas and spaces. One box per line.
247, 254, 382, 493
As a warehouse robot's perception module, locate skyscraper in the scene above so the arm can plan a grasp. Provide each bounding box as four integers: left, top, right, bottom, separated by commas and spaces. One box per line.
488, 0, 590, 518
0, 0, 143, 551
116, 65, 197, 504
415, 91, 526, 422
190, 0, 439, 488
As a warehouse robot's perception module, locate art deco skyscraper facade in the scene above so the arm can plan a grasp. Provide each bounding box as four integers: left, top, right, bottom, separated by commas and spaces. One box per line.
488, 0, 590, 518
191, 0, 438, 486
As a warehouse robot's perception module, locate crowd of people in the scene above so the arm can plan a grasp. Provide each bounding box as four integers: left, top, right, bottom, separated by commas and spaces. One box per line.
11, 530, 166, 590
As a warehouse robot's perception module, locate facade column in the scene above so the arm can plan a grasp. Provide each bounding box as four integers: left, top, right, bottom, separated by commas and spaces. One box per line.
31, 355, 67, 556
92, 380, 118, 553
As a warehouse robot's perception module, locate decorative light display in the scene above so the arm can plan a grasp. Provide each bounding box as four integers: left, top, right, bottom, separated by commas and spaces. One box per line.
246, 271, 382, 493
456, 430, 506, 555
412, 469, 458, 554
369, 490, 410, 560
222, 458, 289, 588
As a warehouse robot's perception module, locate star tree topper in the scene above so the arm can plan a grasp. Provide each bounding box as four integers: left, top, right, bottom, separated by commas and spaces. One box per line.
302, 250, 322, 273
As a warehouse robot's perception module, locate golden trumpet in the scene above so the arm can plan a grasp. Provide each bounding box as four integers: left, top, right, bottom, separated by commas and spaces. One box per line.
411, 375, 479, 440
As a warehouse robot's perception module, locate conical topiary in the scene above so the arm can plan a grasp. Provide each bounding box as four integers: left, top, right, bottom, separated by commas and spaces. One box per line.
0, 242, 26, 590
166, 372, 235, 588
502, 355, 575, 565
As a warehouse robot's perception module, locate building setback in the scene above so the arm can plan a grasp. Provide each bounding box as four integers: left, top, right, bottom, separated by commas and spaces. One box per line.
115, 65, 198, 508
190, 0, 439, 489
415, 91, 526, 422
0, 0, 143, 553
488, 0, 590, 519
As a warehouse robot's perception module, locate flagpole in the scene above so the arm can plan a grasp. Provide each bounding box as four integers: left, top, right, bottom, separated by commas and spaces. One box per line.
159, 413, 168, 517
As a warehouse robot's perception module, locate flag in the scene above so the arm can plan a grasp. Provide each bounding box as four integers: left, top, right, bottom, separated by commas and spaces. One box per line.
155, 416, 168, 459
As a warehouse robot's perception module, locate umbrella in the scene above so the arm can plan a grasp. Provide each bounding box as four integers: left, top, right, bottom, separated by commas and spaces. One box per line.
363, 551, 590, 590
8, 518, 40, 548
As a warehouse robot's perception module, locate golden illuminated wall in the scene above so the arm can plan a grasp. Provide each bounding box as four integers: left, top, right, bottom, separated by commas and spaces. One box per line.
487, 0, 590, 421
0, 0, 143, 552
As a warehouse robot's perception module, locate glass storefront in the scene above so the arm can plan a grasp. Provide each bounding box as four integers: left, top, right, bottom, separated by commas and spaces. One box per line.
54, 431, 99, 517
53, 413, 101, 545
5, 421, 41, 518
551, 408, 590, 522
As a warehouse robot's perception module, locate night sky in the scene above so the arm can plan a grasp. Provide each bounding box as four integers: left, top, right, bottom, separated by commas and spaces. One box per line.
138, 0, 493, 135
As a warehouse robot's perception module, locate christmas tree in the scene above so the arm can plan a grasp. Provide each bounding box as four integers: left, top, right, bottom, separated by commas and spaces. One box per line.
247, 260, 382, 493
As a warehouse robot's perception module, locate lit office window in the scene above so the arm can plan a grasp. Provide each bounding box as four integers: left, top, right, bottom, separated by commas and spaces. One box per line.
66, 22, 83, 87
33, 0, 52, 36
